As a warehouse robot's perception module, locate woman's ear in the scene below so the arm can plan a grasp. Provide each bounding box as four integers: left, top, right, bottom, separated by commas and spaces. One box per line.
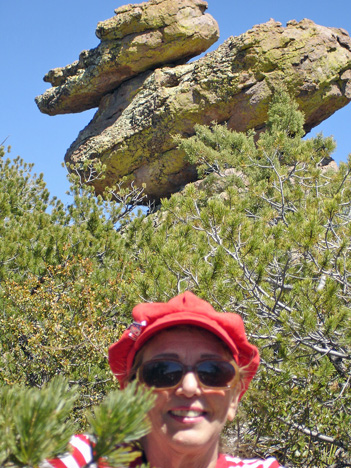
226, 391, 240, 422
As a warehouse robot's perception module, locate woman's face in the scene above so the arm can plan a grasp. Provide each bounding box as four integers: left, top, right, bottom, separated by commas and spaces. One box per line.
139, 328, 240, 456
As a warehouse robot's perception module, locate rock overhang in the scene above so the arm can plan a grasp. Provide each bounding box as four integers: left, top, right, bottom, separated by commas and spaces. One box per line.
35, 2, 351, 204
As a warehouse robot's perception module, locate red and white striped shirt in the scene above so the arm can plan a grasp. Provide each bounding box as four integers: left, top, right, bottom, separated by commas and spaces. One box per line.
217, 454, 282, 467
42, 435, 283, 468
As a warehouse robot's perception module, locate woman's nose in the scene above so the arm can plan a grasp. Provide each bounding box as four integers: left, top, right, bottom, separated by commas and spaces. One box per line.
175, 371, 202, 397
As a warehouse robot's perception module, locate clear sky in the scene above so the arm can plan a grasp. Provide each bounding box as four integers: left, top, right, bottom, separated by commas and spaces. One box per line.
1, 0, 350, 204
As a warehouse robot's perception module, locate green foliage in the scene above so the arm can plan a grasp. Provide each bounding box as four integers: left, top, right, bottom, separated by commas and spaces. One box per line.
126, 91, 350, 467
0, 377, 77, 467
177, 123, 256, 178
87, 381, 155, 467
0, 91, 350, 467
0, 379, 153, 468
0, 151, 144, 423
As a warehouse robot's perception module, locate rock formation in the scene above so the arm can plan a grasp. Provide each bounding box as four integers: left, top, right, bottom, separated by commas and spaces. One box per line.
35, 1, 351, 203
35, 0, 219, 115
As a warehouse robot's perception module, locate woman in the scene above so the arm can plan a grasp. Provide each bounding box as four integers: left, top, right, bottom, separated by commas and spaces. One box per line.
45, 292, 284, 468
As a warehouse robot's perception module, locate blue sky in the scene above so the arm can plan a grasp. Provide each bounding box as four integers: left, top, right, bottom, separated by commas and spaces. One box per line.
1, 0, 350, 204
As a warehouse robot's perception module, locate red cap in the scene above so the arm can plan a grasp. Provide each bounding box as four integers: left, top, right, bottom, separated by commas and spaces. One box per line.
108, 292, 259, 400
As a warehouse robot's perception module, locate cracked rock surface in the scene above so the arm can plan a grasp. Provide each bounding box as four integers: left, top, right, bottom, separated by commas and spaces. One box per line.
62, 18, 351, 202
35, 0, 219, 115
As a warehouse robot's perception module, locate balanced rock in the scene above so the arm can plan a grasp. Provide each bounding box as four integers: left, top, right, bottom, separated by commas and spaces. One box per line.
64, 19, 351, 203
35, 0, 219, 115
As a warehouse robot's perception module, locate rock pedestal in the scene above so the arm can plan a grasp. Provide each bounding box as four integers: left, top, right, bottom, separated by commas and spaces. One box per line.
35, 1, 351, 204
35, 0, 219, 115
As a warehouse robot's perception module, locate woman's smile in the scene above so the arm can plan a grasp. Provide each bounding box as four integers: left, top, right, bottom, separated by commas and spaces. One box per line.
169, 407, 206, 417
104, 291, 270, 468
168, 406, 208, 423
48, 292, 281, 468
139, 328, 240, 458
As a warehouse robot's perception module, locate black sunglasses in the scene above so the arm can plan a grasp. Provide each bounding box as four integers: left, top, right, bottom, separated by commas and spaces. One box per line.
138, 359, 238, 389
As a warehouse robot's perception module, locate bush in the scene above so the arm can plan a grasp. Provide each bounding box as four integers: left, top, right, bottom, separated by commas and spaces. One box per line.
1, 92, 350, 467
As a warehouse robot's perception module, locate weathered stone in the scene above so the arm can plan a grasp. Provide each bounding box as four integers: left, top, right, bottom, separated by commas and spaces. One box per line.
64, 19, 351, 203
35, 0, 219, 115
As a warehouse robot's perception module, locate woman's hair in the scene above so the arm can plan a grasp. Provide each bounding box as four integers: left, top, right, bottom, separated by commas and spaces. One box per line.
124, 324, 248, 394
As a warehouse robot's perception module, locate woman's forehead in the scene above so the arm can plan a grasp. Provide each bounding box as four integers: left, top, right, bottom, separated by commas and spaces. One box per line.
141, 326, 232, 360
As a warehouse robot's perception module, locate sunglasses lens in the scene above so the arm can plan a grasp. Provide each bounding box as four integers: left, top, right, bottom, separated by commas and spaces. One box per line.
140, 360, 236, 389
197, 361, 236, 387
141, 361, 183, 388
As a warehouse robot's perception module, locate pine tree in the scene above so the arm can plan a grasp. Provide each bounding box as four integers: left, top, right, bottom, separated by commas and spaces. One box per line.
0, 378, 154, 467
0, 91, 350, 467
124, 91, 351, 467
0, 148, 145, 422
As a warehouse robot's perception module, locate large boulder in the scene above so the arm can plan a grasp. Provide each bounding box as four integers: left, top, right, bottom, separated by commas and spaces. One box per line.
35, 0, 219, 115
64, 19, 351, 203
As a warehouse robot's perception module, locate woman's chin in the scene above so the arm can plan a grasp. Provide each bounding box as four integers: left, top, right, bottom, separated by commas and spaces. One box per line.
168, 426, 220, 451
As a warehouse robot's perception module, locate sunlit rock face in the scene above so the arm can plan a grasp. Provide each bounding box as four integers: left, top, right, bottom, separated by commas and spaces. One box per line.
35, 0, 351, 204
35, 0, 219, 115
